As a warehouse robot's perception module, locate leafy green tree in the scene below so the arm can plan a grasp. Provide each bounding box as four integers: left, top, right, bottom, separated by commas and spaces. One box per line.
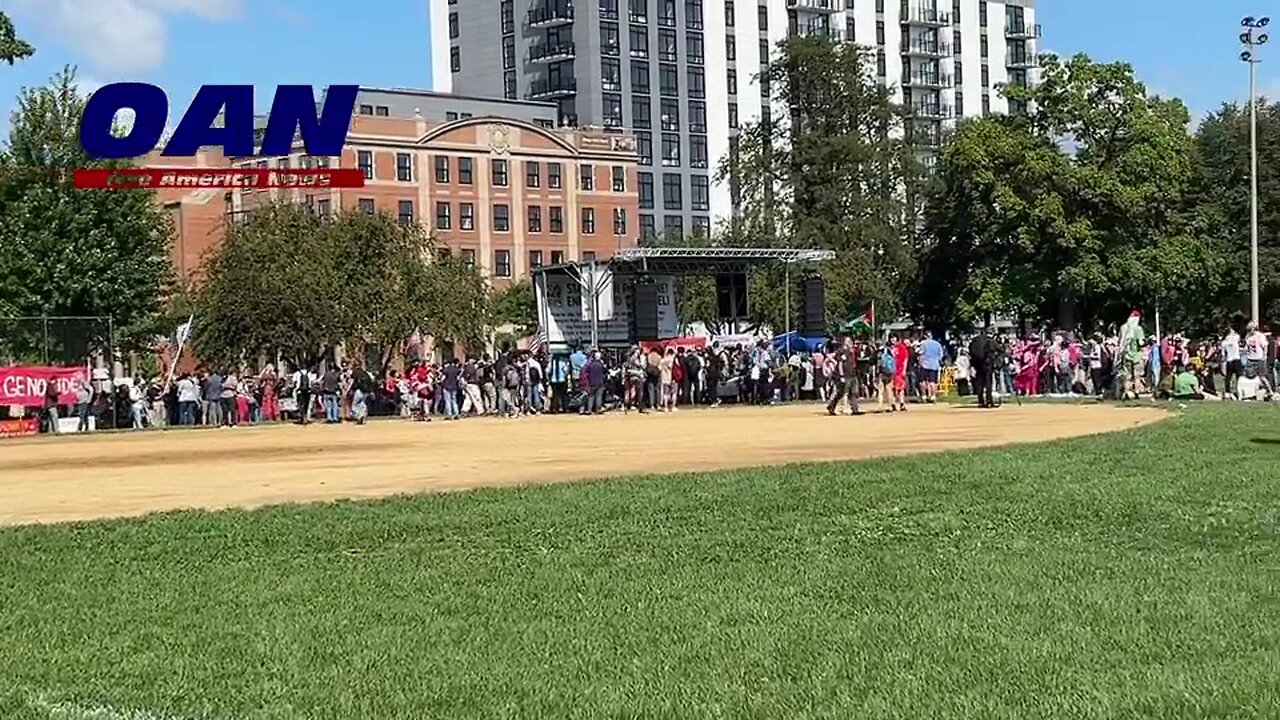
490, 280, 537, 335
418, 253, 490, 356
913, 53, 1225, 331
1193, 99, 1280, 326
0, 11, 34, 65
193, 203, 491, 371
192, 203, 344, 370
720, 36, 924, 333
0, 67, 172, 360
328, 210, 488, 370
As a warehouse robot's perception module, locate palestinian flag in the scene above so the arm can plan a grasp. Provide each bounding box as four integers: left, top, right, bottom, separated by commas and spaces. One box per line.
841, 304, 875, 335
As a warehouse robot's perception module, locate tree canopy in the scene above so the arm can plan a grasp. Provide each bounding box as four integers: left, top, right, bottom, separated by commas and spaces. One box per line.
0, 67, 173, 358
0, 11, 34, 65
1193, 99, 1280, 325
911, 53, 1227, 332
192, 202, 490, 371
704, 35, 923, 333
490, 280, 537, 336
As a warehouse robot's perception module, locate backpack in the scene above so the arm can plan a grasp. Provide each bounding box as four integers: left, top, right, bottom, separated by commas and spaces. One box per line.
879, 349, 896, 375
505, 365, 521, 389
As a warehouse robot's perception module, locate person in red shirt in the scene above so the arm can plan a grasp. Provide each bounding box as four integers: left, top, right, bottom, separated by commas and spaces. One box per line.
892, 335, 910, 411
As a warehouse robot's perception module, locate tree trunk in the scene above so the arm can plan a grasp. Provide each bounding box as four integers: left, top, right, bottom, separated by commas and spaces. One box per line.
1057, 295, 1077, 332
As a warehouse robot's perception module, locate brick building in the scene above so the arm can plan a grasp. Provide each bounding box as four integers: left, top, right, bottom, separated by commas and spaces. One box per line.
157, 112, 642, 286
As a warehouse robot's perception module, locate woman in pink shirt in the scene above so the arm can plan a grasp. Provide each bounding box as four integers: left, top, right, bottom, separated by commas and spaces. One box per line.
891, 336, 909, 411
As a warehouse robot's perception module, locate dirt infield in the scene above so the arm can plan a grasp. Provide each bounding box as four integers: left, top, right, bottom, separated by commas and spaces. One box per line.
0, 402, 1166, 526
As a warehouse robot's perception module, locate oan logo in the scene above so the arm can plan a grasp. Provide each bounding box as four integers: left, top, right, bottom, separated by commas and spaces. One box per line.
80, 83, 360, 159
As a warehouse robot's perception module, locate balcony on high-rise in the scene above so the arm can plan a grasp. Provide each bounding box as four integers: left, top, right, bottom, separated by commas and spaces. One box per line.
904, 39, 951, 57
1005, 21, 1041, 39
791, 23, 848, 42
788, 0, 840, 13
528, 3, 575, 28
529, 41, 576, 63
910, 101, 954, 119
902, 72, 954, 89
901, 6, 951, 26
1005, 50, 1037, 68
527, 77, 578, 99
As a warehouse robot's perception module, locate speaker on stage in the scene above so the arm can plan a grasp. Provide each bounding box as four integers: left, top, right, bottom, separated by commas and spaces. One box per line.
802, 276, 825, 334
715, 272, 748, 320
633, 279, 660, 340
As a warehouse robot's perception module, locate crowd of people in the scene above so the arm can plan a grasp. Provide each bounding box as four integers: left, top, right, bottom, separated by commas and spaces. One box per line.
42, 311, 1279, 434
949, 313, 1278, 403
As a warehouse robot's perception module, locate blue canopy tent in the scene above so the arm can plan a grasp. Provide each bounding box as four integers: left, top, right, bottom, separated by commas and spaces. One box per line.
772, 331, 827, 354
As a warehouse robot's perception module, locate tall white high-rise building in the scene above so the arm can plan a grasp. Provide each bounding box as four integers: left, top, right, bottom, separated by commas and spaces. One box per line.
431, 0, 1039, 231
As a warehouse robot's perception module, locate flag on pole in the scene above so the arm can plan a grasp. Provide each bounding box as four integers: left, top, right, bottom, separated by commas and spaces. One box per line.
165, 314, 194, 389
175, 316, 193, 346
840, 304, 875, 335
528, 326, 549, 354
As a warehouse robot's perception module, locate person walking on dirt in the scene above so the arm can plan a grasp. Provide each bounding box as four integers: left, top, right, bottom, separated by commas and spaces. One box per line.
969, 330, 997, 408
293, 365, 314, 425
201, 370, 223, 427
319, 366, 341, 423
891, 335, 910, 411
350, 363, 375, 425
826, 337, 863, 416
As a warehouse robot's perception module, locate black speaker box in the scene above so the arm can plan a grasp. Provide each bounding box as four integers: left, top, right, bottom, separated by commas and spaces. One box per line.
802, 277, 825, 334
633, 280, 660, 340
715, 272, 748, 320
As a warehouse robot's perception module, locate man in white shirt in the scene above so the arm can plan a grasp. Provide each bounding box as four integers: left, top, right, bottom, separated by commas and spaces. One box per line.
1244, 321, 1269, 379
291, 366, 314, 424
1221, 327, 1242, 396
176, 374, 199, 425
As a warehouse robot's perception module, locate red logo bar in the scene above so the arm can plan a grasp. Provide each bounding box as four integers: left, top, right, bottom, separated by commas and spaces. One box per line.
74, 168, 366, 189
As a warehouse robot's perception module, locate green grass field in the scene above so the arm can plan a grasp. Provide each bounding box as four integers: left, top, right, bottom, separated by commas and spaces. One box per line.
2, 404, 1280, 719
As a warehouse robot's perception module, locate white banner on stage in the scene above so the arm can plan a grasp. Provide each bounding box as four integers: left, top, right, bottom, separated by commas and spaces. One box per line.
581, 265, 615, 321
541, 272, 677, 346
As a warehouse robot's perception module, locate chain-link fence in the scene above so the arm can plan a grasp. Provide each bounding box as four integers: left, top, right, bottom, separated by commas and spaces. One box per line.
0, 316, 114, 367
0, 316, 126, 433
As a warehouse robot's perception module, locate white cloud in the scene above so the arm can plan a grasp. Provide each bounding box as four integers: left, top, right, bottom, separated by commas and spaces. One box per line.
11, 0, 245, 75
76, 75, 105, 95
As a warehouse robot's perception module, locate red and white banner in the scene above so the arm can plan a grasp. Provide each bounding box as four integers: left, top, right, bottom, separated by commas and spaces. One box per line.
0, 366, 89, 407
639, 336, 708, 354
0, 418, 39, 438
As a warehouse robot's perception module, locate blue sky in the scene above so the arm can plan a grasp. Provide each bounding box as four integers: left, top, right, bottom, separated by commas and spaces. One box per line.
2, 0, 1277, 132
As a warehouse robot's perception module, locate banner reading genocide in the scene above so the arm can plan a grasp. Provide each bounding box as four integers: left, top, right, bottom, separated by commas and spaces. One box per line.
0, 366, 89, 406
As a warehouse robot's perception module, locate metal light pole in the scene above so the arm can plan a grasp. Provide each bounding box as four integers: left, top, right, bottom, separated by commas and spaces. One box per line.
1241, 16, 1269, 325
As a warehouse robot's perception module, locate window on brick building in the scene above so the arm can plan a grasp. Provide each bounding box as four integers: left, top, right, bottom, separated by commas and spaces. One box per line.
494, 250, 512, 277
